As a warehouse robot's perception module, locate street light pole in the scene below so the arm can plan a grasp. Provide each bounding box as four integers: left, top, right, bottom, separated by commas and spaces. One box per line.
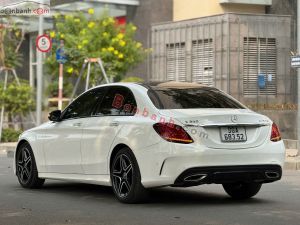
36, 2, 44, 125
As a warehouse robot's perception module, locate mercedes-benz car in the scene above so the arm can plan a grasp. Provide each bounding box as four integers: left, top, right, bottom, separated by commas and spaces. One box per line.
14, 82, 285, 203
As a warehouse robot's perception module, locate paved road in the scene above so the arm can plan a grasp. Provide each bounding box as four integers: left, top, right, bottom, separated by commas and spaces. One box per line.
1, 156, 300, 225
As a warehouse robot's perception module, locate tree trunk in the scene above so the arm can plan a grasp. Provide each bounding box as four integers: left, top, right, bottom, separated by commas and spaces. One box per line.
7, 113, 13, 129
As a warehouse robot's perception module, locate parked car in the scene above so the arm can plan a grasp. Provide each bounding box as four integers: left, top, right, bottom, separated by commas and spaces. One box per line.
14, 82, 285, 203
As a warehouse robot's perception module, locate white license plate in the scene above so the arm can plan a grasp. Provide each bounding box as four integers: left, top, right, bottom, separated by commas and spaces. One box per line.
220, 126, 247, 142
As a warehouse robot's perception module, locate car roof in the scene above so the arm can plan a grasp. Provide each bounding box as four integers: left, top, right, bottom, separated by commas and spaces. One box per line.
142, 81, 207, 89
90, 81, 208, 91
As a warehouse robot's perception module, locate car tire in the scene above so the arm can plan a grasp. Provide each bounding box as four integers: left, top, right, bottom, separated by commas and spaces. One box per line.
16, 142, 45, 189
110, 147, 148, 203
222, 183, 262, 199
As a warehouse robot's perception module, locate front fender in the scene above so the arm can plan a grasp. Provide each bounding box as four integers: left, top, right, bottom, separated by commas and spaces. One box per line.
15, 131, 46, 174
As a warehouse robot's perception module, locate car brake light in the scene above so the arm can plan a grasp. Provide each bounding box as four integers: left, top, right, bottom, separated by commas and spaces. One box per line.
270, 123, 281, 142
153, 123, 193, 144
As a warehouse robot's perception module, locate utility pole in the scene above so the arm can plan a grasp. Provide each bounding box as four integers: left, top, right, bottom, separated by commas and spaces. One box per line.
298, 0, 300, 148
36, 1, 44, 125
58, 40, 64, 110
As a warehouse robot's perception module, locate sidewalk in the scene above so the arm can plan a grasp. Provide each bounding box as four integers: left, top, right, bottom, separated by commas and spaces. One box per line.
285, 148, 300, 170
0, 149, 7, 157
0, 142, 16, 158
1, 142, 300, 170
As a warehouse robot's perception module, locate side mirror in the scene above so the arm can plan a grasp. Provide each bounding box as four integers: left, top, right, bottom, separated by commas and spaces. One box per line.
48, 110, 62, 122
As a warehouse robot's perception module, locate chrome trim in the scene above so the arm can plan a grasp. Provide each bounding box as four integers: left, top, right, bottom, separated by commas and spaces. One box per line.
265, 171, 280, 179
184, 174, 207, 182
184, 123, 270, 127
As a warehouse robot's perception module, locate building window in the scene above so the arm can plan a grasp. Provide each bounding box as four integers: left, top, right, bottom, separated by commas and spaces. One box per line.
192, 39, 214, 86
166, 43, 186, 81
243, 37, 277, 95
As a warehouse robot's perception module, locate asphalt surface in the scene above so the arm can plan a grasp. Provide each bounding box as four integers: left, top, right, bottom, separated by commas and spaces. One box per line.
1, 156, 300, 225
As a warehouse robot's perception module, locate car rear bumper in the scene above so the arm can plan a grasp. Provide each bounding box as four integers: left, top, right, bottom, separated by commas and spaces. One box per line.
173, 164, 282, 187
135, 140, 285, 188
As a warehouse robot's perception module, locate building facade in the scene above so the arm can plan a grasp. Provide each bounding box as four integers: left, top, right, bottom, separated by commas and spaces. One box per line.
149, 0, 296, 139
173, 0, 270, 21
126, 0, 173, 79
150, 13, 292, 104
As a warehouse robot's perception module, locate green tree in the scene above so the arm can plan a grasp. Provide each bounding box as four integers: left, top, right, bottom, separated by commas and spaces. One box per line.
45, 10, 148, 92
0, 20, 25, 69
0, 80, 35, 129
0, 19, 29, 133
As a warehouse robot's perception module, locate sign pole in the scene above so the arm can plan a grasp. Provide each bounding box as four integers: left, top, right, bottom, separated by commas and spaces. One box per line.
58, 40, 64, 110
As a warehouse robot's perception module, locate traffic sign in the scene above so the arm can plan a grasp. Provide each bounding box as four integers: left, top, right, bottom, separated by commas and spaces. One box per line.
36, 34, 52, 52
56, 47, 67, 64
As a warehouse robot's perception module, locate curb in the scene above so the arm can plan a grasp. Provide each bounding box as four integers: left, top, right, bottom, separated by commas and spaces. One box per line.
284, 159, 300, 170
0, 143, 17, 158
7, 150, 15, 158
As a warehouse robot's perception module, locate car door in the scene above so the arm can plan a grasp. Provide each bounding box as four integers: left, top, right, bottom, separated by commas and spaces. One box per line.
81, 86, 137, 175
43, 89, 102, 174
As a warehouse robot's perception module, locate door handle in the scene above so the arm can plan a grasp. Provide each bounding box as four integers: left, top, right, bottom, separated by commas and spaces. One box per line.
109, 122, 119, 127
72, 122, 82, 127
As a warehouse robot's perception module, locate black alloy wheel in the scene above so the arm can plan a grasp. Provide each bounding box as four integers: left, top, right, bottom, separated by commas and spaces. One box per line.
110, 147, 148, 203
112, 153, 134, 198
16, 143, 45, 188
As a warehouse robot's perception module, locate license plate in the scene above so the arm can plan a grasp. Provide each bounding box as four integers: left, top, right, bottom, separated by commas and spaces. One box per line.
220, 126, 247, 142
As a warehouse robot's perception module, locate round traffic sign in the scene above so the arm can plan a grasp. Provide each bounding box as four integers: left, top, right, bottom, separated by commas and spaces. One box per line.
36, 34, 52, 52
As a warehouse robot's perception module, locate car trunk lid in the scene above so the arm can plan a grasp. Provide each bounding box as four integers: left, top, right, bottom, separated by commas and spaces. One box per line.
159, 108, 271, 149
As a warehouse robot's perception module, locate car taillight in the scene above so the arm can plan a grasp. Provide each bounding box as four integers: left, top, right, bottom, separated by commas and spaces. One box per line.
153, 123, 193, 144
270, 123, 281, 142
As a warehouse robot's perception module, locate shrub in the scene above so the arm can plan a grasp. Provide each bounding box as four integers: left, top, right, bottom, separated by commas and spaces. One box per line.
0, 80, 35, 115
1, 128, 22, 142
46, 80, 73, 98
120, 76, 144, 82
0, 80, 35, 130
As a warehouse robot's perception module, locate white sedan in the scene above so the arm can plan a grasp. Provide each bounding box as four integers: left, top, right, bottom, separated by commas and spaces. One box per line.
14, 82, 285, 203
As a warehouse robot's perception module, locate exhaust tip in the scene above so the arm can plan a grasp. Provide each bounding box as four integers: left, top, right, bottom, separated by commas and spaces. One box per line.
265, 171, 280, 179
184, 174, 207, 182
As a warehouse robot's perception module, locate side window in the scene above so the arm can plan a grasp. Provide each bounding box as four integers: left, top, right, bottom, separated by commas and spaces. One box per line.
93, 86, 137, 116
62, 88, 106, 120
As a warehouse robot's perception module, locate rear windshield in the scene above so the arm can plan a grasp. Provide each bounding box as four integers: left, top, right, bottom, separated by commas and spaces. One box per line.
147, 87, 245, 109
